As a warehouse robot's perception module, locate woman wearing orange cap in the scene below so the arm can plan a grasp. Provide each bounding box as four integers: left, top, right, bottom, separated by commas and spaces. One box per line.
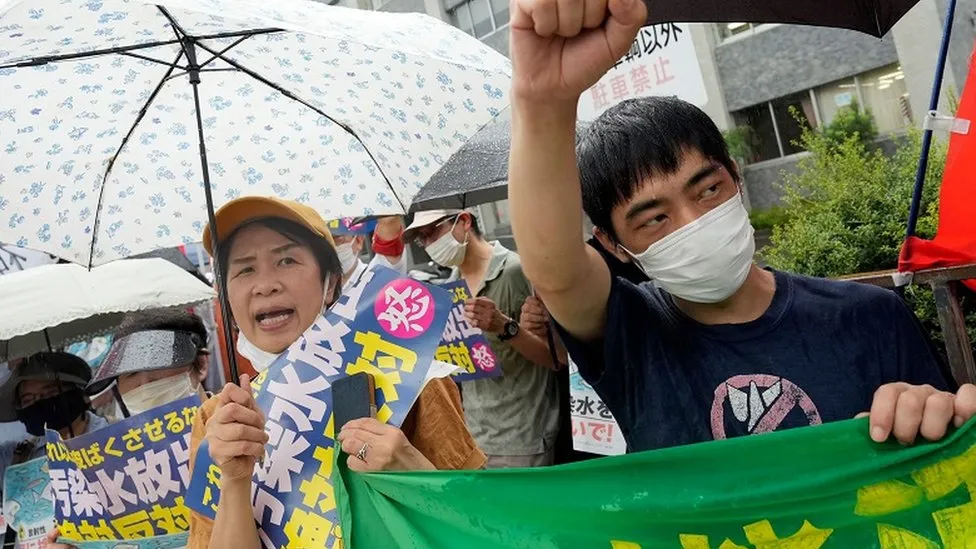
186, 197, 485, 549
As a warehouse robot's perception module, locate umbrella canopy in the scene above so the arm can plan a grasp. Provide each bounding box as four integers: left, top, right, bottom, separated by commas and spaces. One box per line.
645, 0, 920, 37
0, 257, 215, 362
411, 116, 511, 211
412, 113, 589, 212
0, 0, 511, 267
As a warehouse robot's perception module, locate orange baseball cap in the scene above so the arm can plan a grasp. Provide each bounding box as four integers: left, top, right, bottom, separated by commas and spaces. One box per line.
201, 196, 336, 256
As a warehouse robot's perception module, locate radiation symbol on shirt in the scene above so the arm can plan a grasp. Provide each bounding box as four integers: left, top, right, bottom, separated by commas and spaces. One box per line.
710, 374, 822, 440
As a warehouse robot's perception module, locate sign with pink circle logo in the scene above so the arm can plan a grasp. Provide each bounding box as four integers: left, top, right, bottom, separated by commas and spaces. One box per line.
374, 278, 436, 339
470, 341, 497, 372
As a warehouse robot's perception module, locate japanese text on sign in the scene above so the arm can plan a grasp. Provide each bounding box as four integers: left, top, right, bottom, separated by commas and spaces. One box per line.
44, 396, 200, 544
435, 281, 500, 382
578, 23, 708, 121
186, 266, 451, 549
569, 360, 626, 456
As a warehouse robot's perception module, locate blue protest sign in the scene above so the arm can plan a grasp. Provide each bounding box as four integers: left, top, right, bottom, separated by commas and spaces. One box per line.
185, 266, 451, 548
435, 281, 501, 382
3, 458, 189, 549
3, 457, 54, 549
43, 395, 201, 546
326, 217, 377, 236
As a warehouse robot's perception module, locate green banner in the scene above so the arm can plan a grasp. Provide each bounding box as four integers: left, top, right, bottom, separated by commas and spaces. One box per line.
335, 418, 976, 548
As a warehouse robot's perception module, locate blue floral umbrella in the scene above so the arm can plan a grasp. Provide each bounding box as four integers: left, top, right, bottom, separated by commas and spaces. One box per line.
0, 0, 510, 267
0, 0, 510, 379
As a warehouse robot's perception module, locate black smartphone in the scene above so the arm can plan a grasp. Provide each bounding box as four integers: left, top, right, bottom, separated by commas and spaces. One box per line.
332, 373, 377, 432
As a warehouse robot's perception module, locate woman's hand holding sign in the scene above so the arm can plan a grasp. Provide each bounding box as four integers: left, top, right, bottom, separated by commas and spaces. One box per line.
206, 374, 269, 481
338, 418, 435, 472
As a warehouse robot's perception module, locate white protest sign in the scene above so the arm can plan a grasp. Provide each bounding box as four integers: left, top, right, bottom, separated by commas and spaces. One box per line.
577, 23, 708, 121
569, 360, 626, 456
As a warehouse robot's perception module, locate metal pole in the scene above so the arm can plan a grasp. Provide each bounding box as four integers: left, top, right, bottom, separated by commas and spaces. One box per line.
183, 36, 241, 383
905, 0, 956, 238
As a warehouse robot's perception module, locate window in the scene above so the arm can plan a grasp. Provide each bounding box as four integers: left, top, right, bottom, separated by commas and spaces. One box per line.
815, 77, 858, 127
717, 22, 764, 41
488, 0, 509, 29
732, 105, 780, 163
772, 91, 817, 156
815, 64, 911, 134
452, 3, 474, 35
451, 0, 505, 39
858, 65, 912, 132
735, 64, 913, 165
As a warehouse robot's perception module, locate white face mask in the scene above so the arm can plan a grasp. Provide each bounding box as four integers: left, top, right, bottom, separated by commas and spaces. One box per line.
424, 217, 467, 267
237, 331, 281, 373
622, 194, 755, 304
236, 273, 333, 373
115, 371, 201, 417
336, 242, 359, 274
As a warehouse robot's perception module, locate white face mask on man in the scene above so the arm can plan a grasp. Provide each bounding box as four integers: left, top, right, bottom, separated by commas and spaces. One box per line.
622, 193, 756, 304
424, 217, 467, 267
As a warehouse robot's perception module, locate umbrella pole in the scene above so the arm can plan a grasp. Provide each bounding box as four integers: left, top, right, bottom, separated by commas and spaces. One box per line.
183, 36, 241, 384
905, 0, 956, 239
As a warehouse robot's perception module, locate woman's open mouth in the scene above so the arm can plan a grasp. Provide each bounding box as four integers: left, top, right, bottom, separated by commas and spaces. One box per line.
255, 308, 295, 331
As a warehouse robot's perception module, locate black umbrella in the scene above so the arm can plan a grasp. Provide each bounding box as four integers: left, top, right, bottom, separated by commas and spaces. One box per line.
410, 119, 511, 212
644, 0, 919, 37
411, 113, 589, 213
131, 247, 209, 285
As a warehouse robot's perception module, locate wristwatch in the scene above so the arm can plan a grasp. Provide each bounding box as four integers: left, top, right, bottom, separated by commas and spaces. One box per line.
499, 319, 520, 341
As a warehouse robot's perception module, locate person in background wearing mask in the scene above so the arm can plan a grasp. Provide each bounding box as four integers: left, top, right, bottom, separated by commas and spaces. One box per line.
333, 228, 369, 293
87, 309, 211, 421
506, 0, 976, 454
0, 352, 107, 549
405, 209, 561, 468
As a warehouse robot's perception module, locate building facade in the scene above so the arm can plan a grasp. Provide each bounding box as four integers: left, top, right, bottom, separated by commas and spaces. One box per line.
350, 0, 975, 239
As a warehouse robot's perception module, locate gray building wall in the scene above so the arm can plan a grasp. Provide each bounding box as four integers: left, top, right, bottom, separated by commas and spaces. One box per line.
689, 24, 733, 130
893, 0, 961, 122
944, 0, 976, 98
715, 25, 899, 112
742, 134, 906, 211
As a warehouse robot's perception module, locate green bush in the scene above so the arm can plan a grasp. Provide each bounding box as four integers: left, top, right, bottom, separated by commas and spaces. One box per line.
749, 207, 790, 231
759, 125, 976, 354
723, 126, 758, 164
822, 99, 878, 149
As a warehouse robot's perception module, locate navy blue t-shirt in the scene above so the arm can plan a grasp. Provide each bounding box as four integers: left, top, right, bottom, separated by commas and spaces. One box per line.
557, 270, 950, 453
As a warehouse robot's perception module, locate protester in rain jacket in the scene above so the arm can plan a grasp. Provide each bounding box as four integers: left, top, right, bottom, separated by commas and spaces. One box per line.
185, 196, 485, 549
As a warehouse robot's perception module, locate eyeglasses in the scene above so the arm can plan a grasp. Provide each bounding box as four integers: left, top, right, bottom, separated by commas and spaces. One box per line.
412, 216, 457, 245
16, 384, 63, 410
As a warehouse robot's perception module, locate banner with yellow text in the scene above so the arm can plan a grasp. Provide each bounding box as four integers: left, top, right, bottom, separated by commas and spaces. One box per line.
336, 418, 976, 548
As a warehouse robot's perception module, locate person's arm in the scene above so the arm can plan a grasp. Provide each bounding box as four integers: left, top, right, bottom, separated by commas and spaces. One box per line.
465, 296, 562, 369
507, 0, 644, 343
372, 216, 405, 263
520, 295, 569, 364
509, 104, 610, 343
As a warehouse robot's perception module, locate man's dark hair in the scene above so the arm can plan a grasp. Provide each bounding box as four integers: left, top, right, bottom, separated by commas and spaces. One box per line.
460, 211, 482, 237
577, 96, 739, 242
216, 217, 342, 310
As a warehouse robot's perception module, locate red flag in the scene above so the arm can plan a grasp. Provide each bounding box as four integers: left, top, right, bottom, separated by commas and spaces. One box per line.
899, 43, 976, 291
